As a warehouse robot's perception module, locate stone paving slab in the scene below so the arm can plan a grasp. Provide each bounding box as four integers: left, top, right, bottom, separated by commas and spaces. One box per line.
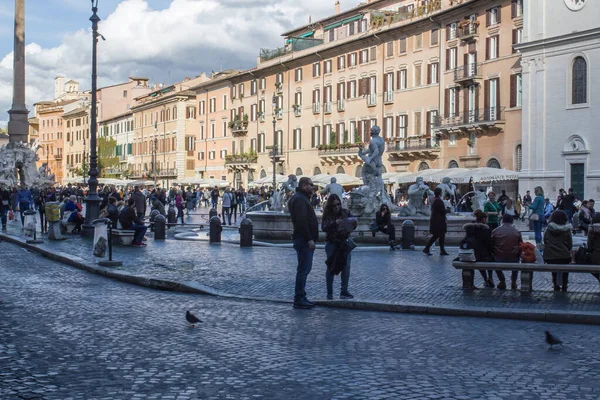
3, 211, 600, 321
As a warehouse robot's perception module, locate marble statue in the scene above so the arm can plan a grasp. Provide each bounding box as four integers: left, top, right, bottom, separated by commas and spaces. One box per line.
270, 174, 298, 212
438, 177, 457, 211
399, 177, 434, 216
473, 189, 487, 212
0, 141, 55, 189
321, 177, 345, 203
347, 126, 392, 216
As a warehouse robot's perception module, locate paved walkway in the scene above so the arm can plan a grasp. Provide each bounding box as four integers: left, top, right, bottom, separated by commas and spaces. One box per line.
4, 243, 600, 399
3, 210, 600, 320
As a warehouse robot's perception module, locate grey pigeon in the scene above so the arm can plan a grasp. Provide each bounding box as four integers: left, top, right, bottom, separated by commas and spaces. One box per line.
186, 311, 202, 327
545, 331, 563, 349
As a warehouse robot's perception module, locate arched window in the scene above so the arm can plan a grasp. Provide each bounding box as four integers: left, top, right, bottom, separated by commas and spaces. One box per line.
336, 166, 345, 174
572, 56, 587, 104
487, 158, 501, 169
313, 166, 322, 175
418, 162, 429, 171
355, 165, 362, 178
260, 169, 266, 179
448, 160, 459, 168
515, 145, 522, 172
295, 167, 303, 176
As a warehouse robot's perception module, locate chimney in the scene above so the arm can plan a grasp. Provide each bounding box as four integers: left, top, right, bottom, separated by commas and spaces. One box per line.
335, 1, 340, 14
54, 76, 64, 99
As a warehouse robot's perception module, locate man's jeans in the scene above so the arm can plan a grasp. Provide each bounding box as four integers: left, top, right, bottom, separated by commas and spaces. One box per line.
325, 242, 351, 296
211, 200, 218, 209
293, 238, 315, 301
0, 205, 7, 228
131, 223, 148, 244
136, 212, 145, 222
565, 209, 573, 222
495, 256, 520, 282
222, 206, 232, 225
533, 219, 543, 244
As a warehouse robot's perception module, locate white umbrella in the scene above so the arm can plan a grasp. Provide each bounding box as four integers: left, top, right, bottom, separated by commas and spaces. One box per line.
468, 167, 519, 183
198, 178, 230, 188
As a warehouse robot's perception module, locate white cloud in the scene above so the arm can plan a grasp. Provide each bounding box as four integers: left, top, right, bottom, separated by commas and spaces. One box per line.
0, 0, 340, 128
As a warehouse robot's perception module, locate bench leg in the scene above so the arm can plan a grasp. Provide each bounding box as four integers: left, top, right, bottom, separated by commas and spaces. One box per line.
520, 271, 533, 292
462, 269, 475, 290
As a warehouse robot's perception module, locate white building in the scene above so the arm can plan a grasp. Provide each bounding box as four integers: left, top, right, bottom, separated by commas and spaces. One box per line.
518, 0, 600, 202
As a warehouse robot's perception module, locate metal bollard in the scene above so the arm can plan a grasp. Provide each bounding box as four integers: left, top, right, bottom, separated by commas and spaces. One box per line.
239, 218, 253, 247
209, 216, 222, 243
167, 203, 177, 225
209, 208, 218, 219
401, 220, 415, 250
154, 214, 166, 240
149, 210, 160, 232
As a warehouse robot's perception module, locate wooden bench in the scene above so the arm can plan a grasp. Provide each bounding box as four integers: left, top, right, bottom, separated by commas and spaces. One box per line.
452, 261, 600, 292
112, 229, 136, 246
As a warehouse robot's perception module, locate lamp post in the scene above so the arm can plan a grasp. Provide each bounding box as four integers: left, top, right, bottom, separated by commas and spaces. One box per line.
82, 0, 101, 237
153, 136, 158, 187
271, 94, 277, 191
82, 138, 87, 185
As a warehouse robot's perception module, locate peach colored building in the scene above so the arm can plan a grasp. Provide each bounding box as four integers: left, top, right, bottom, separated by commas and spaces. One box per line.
193, 0, 522, 188
36, 100, 75, 184
62, 106, 91, 183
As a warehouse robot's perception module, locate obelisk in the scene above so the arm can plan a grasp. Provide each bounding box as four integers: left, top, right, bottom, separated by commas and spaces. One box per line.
7, 0, 29, 144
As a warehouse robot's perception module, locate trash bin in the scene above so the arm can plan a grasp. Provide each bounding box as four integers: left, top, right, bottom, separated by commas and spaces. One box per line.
239, 218, 253, 247
23, 210, 36, 237
92, 218, 109, 258
167, 203, 177, 225
45, 202, 63, 241
401, 220, 415, 250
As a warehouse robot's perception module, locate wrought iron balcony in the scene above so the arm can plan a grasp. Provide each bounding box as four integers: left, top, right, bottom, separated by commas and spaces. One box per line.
313, 102, 321, 114
225, 154, 258, 169
454, 63, 482, 84
294, 106, 302, 117
457, 23, 479, 41
337, 99, 345, 112
367, 93, 377, 107
386, 137, 441, 161
384, 91, 394, 104
433, 107, 505, 135
324, 101, 332, 114
157, 168, 177, 177
317, 144, 362, 161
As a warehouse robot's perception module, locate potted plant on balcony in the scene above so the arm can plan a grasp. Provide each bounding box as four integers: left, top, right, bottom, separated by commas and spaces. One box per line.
242, 114, 249, 127
467, 139, 475, 148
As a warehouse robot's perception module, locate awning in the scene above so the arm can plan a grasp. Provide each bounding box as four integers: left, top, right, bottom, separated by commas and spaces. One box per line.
342, 14, 363, 24
298, 30, 315, 38
389, 168, 519, 184
323, 21, 342, 31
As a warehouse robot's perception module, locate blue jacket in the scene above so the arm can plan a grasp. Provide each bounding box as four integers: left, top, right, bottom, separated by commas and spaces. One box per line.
529, 195, 545, 217
17, 189, 33, 204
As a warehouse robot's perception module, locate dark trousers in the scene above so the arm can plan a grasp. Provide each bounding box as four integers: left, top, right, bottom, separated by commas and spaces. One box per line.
378, 223, 396, 242
38, 209, 45, 233
293, 238, 314, 301
547, 258, 571, 288
136, 211, 145, 222
425, 233, 446, 252
131, 223, 148, 244
19, 202, 30, 225
494, 256, 520, 282
176, 206, 184, 224
222, 207, 232, 225
0, 205, 7, 228
325, 242, 351, 296
231, 204, 238, 222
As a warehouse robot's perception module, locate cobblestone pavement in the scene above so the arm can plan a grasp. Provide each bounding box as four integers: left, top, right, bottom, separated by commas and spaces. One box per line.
2, 241, 600, 399
4, 211, 600, 314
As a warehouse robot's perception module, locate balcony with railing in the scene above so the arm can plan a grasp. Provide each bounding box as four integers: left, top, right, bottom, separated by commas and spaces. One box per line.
384, 91, 394, 104
259, 38, 324, 63
324, 101, 332, 114
225, 153, 258, 170
54, 153, 63, 160
313, 102, 321, 114
158, 168, 178, 177
454, 63, 482, 85
317, 144, 362, 162
367, 93, 377, 107
457, 22, 479, 41
229, 117, 249, 137
386, 137, 440, 161
433, 107, 505, 135
293, 106, 302, 117
337, 99, 345, 112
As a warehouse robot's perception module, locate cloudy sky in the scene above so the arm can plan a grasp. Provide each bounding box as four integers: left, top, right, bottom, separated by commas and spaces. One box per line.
0, 0, 353, 128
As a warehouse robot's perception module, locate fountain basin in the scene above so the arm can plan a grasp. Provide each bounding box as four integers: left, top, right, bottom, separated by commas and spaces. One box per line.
247, 211, 474, 245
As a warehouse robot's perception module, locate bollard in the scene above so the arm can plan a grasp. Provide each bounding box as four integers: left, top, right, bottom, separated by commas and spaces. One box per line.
24, 210, 43, 244
209, 208, 218, 219
239, 218, 253, 247
45, 202, 64, 240
149, 210, 160, 232
209, 216, 222, 243
93, 218, 123, 267
154, 214, 166, 240
401, 220, 415, 250
167, 203, 177, 225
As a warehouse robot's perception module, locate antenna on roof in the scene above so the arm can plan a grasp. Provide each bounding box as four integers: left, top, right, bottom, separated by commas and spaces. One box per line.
309, 15, 312, 24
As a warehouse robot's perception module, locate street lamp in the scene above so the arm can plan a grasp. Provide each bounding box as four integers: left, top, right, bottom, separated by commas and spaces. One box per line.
271, 93, 277, 191
82, 138, 87, 185
153, 136, 158, 187
82, 0, 101, 237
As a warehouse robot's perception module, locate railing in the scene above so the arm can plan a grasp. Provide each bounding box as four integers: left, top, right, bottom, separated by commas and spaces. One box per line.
259, 38, 324, 62
276, 109, 283, 119
457, 23, 479, 40
313, 102, 321, 114
384, 91, 394, 103
225, 155, 258, 165
158, 168, 177, 177
337, 99, 345, 111
367, 93, 377, 106
324, 102, 332, 114
433, 107, 505, 128
386, 137, 438, 152
104, 168, 124, 175
454, 63, 481, 82
54, 154, 63, 160
259, 114, 265, 122
317, 144, 361, 156
294, 107, 302, 117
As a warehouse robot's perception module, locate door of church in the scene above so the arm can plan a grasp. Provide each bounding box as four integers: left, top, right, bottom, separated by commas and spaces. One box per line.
570, 163, 585, 200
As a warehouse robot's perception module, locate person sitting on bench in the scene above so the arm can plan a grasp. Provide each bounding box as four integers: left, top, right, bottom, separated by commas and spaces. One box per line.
118, 198, 148, 247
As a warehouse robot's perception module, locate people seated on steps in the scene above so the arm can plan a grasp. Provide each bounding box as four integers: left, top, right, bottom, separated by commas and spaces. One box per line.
118, 198, 148, 247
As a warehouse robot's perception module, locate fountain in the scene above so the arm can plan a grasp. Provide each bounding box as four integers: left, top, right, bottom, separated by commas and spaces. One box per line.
0, 141, 55, 189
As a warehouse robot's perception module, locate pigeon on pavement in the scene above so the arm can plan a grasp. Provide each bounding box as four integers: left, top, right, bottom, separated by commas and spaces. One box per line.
545, 331, 563, 349
186, 311, 202, 327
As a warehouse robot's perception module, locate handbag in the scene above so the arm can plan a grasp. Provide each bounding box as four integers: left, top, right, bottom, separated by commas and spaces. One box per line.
530, 213, 539, 221
575, 244, 591, 265
345, 238, 357, 252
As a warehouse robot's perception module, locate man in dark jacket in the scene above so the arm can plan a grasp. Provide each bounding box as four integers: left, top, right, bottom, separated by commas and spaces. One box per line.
0, 188, 10, 230
287, 177, 318, 309
562, 188, 576, 221
423, 187, 448, 256
132, 186, 147, 221
118, 198, 147, 247
491, 214, 523, 290
210, 186, 220, 209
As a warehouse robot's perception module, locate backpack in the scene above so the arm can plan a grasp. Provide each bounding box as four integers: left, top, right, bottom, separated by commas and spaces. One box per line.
458, 236, 477, 262
519, 242, 536, 263
575, 244, 592, 265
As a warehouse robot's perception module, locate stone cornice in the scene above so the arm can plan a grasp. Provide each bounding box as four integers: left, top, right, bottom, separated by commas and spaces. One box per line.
516, 27, 600, 53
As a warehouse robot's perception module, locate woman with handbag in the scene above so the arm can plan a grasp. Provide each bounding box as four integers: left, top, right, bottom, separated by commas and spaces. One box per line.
322, 194, 357, 300
528, 186, 545, 244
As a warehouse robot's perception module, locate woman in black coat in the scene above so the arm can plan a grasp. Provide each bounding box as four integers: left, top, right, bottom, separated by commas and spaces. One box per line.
375, 204, 397, 250
423, 187, 448, 256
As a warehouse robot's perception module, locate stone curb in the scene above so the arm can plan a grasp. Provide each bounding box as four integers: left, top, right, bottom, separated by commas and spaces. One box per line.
3, 232, 600, 325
